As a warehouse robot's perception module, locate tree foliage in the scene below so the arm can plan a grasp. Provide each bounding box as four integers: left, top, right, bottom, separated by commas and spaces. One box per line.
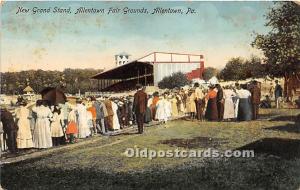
219, 56, 266, 81
158, 72, 190, 89
0, 69, 103, 95
202, 67, 220, 81
252, 2, 300, 78
244, 56, 267, 78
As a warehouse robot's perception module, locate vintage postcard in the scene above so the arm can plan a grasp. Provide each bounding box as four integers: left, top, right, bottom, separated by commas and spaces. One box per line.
0, 1, 300, 189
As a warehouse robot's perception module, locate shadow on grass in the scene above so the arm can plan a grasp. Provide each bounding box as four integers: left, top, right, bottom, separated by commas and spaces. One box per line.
237, 138, 300, 160
2, 153, 300, 190
264, 123, 300, 134
110, 131, 138, 136
269, 115, 298, 122
259, 113, 276, 120
160, 136, 229, 149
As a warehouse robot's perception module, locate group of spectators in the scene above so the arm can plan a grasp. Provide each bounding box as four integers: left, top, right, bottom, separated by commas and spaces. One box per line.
1, 79, 296, 154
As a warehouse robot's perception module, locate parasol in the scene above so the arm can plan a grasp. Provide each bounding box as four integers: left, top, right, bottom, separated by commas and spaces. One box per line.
40, 87, 67, 105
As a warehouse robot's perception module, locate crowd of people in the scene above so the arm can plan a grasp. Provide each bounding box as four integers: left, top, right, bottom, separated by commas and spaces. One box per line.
0, 79, 288, 154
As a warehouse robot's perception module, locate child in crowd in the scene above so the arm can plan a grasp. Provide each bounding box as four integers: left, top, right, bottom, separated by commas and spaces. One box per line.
66, 109, 78, 143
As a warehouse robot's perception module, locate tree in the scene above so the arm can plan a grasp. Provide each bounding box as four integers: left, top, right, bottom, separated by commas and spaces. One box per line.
244, 56, 266, 78
158, 72, 190, 89
202, 67, 219, 81
0, 68, 103, 95
252, 2, 300, 79
219, 57, 247, 81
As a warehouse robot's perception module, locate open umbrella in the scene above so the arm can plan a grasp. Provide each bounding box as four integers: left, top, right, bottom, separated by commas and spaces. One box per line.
40, 87, 67, 105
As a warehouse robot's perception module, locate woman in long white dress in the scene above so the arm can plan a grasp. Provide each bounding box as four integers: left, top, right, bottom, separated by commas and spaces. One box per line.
51, 107, 64, 146
170, 95, 178, 117
223, 88, 236, 120
15, 102, 34, 149
32, 101, 53, 149
155, 97, 169, 123
186, 90, 196, 119
111, 101, 120, 130
176, 94, 185, 114
166, 97, 172, 119
75, 102, 91, 138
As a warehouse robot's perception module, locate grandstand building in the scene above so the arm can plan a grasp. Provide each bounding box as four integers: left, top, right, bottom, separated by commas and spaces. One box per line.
91, 52, 205, 91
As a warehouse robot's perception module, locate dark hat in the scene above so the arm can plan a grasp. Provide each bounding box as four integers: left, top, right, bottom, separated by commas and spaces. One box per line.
153, 91, 159, 97
136, 84, 143, 89
20, 101, 28, 106
76, 98, 83, 103
208, 84, 215, 89
36, 100, 43, 106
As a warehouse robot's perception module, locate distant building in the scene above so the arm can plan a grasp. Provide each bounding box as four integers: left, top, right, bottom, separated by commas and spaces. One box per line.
115, 52, 131, 67
23, 86, 34, 94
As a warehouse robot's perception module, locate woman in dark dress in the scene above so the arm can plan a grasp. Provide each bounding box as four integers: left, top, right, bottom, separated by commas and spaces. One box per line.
237, 84, 253, 121
205, 85, 218, 121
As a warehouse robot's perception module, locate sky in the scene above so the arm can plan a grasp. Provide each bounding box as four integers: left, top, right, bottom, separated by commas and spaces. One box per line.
1, 1, 273, 72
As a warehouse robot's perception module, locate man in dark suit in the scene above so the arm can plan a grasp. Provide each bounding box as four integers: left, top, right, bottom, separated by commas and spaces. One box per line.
133, 84, 148, 134
216, 84, 224, 121
250, 80, 261, 120
1, 108, 18, 153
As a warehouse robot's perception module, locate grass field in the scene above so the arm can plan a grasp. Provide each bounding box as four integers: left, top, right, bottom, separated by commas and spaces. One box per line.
2, 109, 300, 189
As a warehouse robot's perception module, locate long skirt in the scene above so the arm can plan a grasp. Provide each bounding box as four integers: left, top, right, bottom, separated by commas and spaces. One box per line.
150, 105, 157, 120
33, 118, 52, 148
17, 118, 34, 149
205, 98, 218, 121
195, 99, 204, 120
237, 98, 252, 121
105, 116, 114, 130
51, 122, 64, 138
144, 107, 152, 123
77, 118, 91, 138
224, 98, 235, 119
66, 121, 78, 135
112, 114, 120, 130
